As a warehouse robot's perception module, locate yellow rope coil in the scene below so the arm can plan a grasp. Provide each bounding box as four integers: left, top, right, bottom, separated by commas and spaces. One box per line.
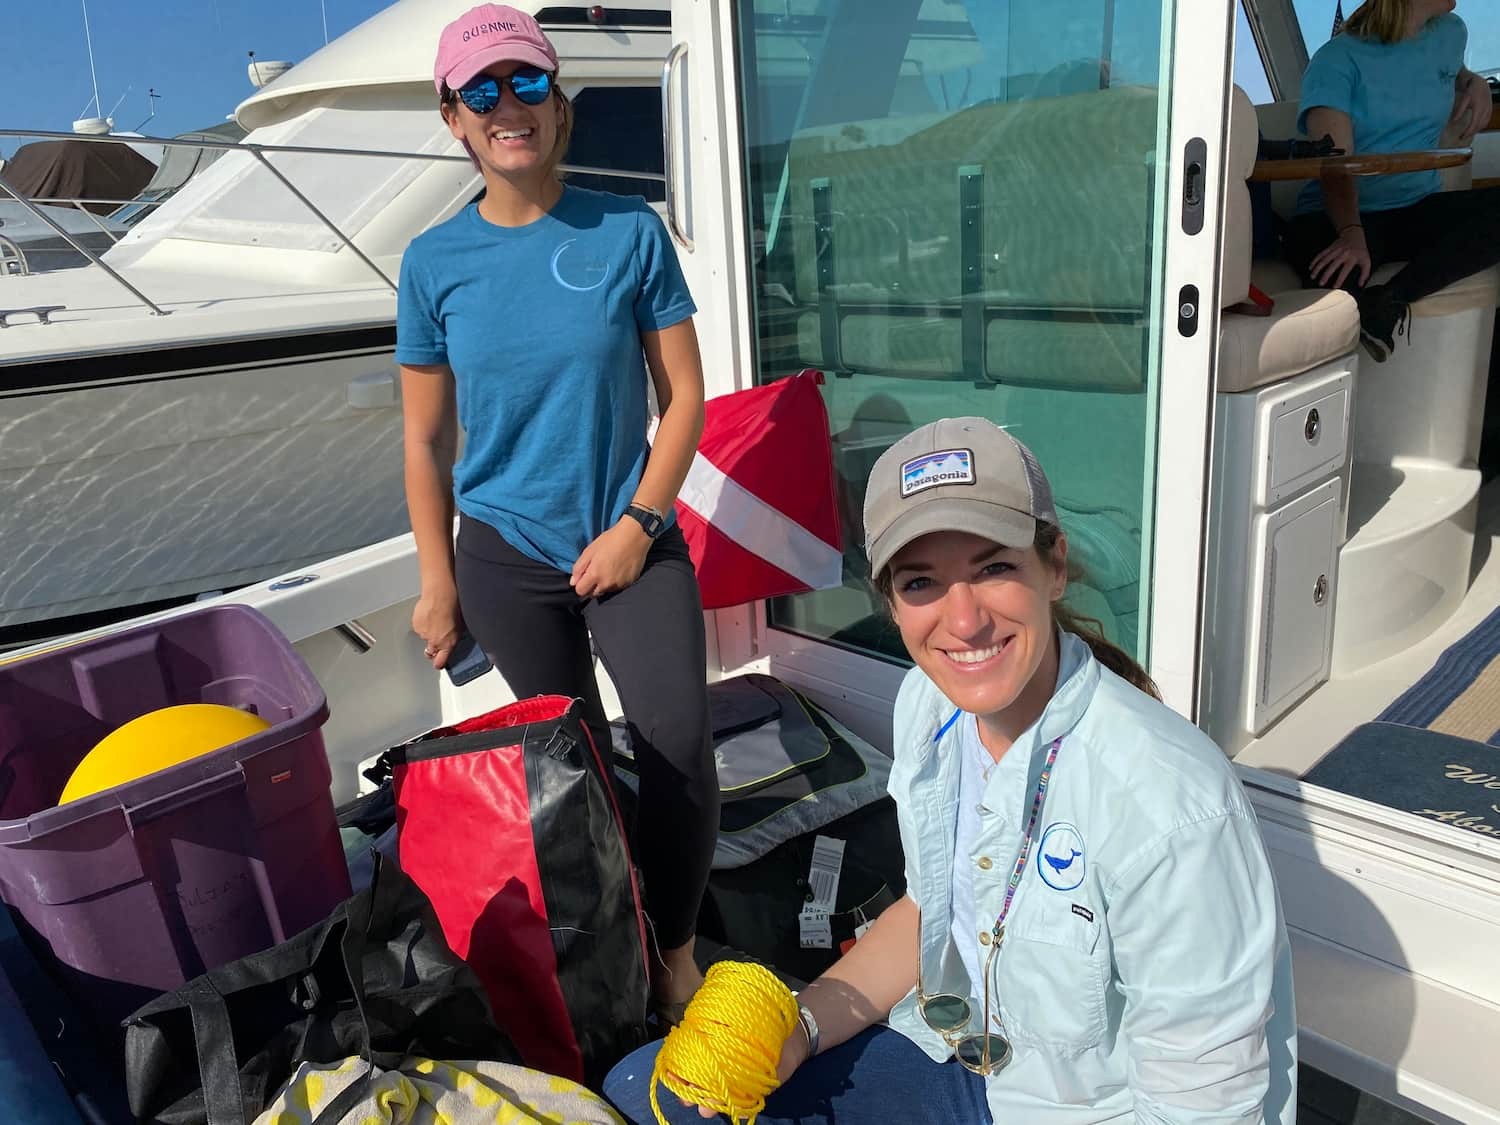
649, 960, 799, 1125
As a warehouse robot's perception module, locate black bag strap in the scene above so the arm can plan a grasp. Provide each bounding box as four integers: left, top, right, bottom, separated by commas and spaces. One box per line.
306, 1058, 380, 1125
182, 976, 248, 1125
303, 849, 392, 1121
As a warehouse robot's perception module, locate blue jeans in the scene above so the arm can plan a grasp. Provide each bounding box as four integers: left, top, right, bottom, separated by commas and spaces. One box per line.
603, 1025, 992, 1125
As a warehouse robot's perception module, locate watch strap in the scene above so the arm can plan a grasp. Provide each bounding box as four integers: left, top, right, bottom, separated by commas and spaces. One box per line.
623, 503, 665, 539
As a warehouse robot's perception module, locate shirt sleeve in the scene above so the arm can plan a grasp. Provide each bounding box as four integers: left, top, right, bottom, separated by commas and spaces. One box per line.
395, 244, 448, 366
1297, 40, 1359, 136
1107, 813, 1281, 1123
633, 204, 697, 332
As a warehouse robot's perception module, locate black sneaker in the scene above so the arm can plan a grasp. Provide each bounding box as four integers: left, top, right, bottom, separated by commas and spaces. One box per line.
1357, 284, 1410, 363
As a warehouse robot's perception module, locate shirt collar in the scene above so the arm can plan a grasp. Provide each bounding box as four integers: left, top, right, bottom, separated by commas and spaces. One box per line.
919, 630, 1099, 765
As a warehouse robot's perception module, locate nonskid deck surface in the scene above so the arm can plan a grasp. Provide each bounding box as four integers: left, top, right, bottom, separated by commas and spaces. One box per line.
1236, 474, 1500, 781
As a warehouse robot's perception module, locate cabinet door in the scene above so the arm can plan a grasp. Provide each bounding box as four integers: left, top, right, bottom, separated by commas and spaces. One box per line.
1252, 479, 1341, 731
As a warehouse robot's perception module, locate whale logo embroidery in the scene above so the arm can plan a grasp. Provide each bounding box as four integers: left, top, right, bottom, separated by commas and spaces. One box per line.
550, 239, 610, 292
1044, 848, 1083, 874
1037, 822, 1085, 891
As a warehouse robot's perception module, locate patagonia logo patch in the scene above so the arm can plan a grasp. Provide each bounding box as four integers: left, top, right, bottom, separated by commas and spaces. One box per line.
900, 448, 974, 497
1070, 903, 1095, 923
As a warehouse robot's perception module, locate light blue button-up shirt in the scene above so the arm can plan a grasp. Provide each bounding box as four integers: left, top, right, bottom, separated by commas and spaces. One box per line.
886, 633, 1298, 1123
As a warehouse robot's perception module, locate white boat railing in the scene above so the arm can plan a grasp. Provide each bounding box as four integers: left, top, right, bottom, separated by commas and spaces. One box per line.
0, 128, 666, 315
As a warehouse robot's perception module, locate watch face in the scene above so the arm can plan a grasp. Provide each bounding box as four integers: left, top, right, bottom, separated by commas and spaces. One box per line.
629, 506, 663, 537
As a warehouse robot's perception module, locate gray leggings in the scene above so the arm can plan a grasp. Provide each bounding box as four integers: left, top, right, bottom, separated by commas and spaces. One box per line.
453, 512, 717, 951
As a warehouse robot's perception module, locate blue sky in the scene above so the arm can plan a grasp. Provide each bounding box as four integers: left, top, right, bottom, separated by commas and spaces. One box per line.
0, 0, 395, 158
5, 1, 1499, 159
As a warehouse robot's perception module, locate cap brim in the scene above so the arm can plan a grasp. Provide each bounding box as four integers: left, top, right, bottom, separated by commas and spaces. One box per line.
439, 43, 557, 92
867, 498, 1037, 580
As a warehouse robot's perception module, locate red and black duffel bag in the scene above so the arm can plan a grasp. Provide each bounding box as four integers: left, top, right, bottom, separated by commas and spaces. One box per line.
371, 695, 649, 1086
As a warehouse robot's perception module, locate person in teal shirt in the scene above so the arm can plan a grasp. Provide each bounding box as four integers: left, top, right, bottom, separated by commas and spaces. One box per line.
1285, 0, 1499, 361
397, 5, 715, 1023
606, 419, 1296, 1124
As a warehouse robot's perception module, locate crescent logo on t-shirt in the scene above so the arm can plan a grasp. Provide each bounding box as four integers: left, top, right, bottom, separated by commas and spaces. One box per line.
550, 239, 611, 292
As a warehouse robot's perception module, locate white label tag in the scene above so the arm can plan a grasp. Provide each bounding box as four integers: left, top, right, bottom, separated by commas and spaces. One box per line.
799, 909, 832, 949
806, 835, 845, 912
854, 919, 873, 940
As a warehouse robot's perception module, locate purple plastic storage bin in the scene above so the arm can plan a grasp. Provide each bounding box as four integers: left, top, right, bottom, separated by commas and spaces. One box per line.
0, 604, 352, 1030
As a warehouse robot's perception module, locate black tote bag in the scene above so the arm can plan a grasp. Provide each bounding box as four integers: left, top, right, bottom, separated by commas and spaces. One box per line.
123, 854, 516, 1125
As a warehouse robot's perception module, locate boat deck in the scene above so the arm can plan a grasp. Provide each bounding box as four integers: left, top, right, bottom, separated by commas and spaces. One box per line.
1236, 472, 1500, 781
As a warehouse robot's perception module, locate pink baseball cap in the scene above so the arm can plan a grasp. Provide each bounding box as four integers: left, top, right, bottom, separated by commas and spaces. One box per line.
433, 4, 559, 94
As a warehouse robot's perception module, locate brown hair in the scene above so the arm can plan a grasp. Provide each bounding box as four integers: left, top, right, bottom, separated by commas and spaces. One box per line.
1343, 0, 1410, 45
1034, 522, 1160, 700
439, 68, 573, 181
874, 521, 1161, 701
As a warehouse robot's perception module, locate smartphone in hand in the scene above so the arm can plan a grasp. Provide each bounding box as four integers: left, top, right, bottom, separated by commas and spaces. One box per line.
444, 632, 493, 686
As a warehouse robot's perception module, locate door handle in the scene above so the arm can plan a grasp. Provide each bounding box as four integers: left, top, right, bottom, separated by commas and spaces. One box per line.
661, 41, 694, 252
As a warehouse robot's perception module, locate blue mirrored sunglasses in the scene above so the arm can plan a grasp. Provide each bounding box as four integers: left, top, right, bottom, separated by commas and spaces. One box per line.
455, 67, 553, 113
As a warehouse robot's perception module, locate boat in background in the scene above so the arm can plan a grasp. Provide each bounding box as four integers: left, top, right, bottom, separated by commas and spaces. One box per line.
0, 0, 672, 640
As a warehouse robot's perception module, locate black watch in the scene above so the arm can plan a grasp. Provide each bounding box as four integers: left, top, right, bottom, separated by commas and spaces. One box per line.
622, 503, 666, 539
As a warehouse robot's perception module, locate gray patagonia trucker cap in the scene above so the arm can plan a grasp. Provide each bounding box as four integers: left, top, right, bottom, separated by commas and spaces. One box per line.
863, 417, 1058, 580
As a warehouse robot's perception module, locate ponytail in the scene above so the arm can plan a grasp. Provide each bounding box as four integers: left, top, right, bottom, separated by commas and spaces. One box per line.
1034, 521, 1161, 701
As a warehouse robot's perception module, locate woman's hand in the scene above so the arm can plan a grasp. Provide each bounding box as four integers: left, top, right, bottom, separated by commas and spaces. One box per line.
571, 520, 652, 599
412, 582, 463, 669
674, 1025, 810, 1118
1451, 71, 1492, 146
1308, 225, 1370, 290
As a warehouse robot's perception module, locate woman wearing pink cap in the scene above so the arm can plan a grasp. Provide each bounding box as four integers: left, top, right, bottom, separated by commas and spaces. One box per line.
397, 3, 714, 1024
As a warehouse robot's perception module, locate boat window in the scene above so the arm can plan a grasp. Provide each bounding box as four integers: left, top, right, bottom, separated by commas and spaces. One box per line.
565, 85, 666, 202
1293, 1, 1347, 57
1468, 17, 1500, 77
104, 91, 455, 263
734, 0, 1179, 664
1233, 1, 1273, 104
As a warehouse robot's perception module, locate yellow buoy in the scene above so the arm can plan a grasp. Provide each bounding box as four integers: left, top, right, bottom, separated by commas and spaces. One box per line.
59, 703, 271, 805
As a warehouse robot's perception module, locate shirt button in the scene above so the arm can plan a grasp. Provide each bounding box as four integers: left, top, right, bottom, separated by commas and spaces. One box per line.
976, 856, 993, 871
979, 930, 992, 946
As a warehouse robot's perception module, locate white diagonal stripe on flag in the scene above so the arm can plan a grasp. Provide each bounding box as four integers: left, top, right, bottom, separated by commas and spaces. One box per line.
677, 451, 843, 590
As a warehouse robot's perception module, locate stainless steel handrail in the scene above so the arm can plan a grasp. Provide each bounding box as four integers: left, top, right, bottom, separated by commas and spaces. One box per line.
0, 130, 666, 182
661, 41, 694, 251
0, 128, 668, 315
0, 170, 168, 314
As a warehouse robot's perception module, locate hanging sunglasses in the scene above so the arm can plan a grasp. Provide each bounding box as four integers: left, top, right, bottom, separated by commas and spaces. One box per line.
914, 908, 1012, 1077
454, 66, 553, 113
912, 734, 1064, 1077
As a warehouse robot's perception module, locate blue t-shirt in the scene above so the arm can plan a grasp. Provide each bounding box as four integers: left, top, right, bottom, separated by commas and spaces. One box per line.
396, 187, 696, 571
1295, 14, 1467, 215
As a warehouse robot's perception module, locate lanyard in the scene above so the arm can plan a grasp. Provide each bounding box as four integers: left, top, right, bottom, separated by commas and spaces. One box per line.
992, 734, 1063, 944
936, 711, 1063, 945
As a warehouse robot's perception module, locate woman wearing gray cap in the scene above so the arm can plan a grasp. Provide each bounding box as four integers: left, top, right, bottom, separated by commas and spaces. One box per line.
606, 417, 1296, 1123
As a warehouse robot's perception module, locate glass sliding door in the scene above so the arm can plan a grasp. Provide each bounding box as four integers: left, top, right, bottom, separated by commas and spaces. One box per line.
733, 0, 1180, 666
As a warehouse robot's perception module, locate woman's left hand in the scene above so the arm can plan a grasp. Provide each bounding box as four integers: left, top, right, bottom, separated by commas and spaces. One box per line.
1451, 74, 1492, 146
571, 520, 651, 599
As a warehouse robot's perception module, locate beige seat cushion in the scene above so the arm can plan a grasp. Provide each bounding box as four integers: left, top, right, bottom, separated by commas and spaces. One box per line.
1218, 288, 1359, 394
1371, 263, 1500, 317
1253, 260, 1500, 318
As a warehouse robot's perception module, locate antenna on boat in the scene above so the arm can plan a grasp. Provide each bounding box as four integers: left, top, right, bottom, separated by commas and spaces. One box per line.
80, 0, 102, 118
73, 0, 113, 134
135, 88, 160, 132
320, 0, 330, 45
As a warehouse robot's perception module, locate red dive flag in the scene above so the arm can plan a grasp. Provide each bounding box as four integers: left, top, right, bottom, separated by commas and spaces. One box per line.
675, 369, 844, 610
